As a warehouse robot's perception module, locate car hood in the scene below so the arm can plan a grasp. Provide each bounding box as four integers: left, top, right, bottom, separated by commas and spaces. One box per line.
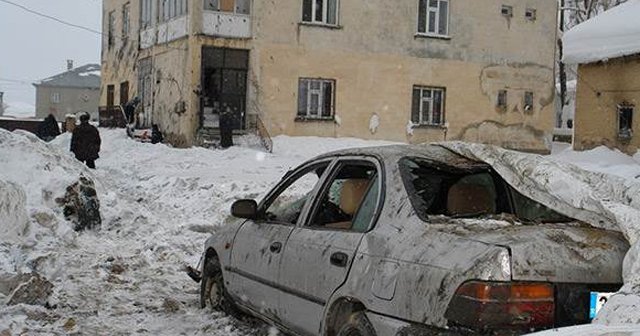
449, 223, 629, 283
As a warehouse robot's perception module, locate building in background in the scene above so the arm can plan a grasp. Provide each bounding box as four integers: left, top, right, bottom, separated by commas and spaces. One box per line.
101, 0, 558, 152
33, 62, 101, 121
564, 1, 640, 154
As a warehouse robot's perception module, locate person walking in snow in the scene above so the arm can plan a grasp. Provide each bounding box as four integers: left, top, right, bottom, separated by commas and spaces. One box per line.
37, 114, 61, 142
71, 113, 101, 169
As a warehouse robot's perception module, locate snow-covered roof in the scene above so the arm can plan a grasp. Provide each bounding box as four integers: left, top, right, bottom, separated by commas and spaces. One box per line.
34, 64, 101, 89
563, 0, 640, 64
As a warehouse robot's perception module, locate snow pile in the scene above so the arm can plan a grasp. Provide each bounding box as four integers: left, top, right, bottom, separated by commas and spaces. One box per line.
0, 129, 391, 334
2, 101, 35, 118
563, 0, 640, 64
442, 142, 640, 325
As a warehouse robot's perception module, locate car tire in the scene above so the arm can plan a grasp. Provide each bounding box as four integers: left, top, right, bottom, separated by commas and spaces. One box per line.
200, 256, 235, 315
336, 312, 376, 336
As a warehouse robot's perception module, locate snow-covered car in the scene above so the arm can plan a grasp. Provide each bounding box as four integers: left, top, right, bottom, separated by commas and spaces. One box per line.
197, 144, 629, 336
526, 324, 640, 336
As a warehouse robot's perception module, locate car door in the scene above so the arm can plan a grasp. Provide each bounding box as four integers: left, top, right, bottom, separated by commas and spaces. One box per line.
277, 158, 383, 335
227, 159, 333, 319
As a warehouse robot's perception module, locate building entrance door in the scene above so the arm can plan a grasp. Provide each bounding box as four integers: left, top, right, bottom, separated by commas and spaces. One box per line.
201, 47, 248, 130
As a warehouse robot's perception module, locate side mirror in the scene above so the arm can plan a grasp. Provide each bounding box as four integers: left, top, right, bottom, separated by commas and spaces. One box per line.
231, 199, 258, 220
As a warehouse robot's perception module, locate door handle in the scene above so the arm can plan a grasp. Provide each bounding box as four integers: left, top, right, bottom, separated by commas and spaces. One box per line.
330, 252, 348, 268
269, 242, 282, 253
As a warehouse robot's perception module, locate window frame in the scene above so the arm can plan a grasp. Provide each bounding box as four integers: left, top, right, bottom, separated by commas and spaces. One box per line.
140, 0, 153, 29
303, 156, 385, 233
257, 158, 336, 226
524, 91, 534, 112
297, 78, 336, 121
158, 0, 187, 23
617, 103, 635, 139
107, 10, 116, 48
417, 0, 450, 38
497, 89, 508, 109
525, 8, 537, 21
302, 0, 340, 26
412, 85, 446, 126
50, 92, 61, 104
122, 3, 130, 40
203, 0, 251, 15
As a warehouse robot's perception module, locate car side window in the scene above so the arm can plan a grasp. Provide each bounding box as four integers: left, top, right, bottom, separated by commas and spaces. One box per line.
308, 162, 378, 231
264, 162, 329, 225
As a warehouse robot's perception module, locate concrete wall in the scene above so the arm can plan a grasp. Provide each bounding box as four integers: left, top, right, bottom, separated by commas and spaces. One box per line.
102, 0, 558, 152
35, 86, 100, 121
247, 0, 557, 153
573, 55, 640, 154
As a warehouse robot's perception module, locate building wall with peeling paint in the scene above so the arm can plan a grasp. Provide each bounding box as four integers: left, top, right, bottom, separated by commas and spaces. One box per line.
573, 55, 640, 155
101, 0, 557, 152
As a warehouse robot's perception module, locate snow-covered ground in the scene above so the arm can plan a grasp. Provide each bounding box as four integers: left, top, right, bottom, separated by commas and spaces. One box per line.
0, 129, 391, 335
1, 129, 639, 335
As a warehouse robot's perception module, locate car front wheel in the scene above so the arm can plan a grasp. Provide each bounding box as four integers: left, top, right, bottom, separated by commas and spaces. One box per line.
336, 312, 376, 336
200, 256, 235, 314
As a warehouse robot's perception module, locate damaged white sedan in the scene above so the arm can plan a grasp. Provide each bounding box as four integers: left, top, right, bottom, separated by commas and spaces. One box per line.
195, 145, 629, 336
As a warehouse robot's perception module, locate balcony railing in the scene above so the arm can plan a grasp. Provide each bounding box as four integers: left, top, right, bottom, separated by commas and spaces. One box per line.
202, 10, 251, 39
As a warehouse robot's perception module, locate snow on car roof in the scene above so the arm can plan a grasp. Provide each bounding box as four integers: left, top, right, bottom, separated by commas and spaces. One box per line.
563, 0, 640, 64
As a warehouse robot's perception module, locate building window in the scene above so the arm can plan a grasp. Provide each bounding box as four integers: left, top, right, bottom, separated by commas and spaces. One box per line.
525, 8, 537, 21
411, 86, 445, 126
618, 103, 634, 139
141, 0, 153, 29
497, 90, 507, 109
524, 91, 534, 111
51, 92, 61, 104
297, 78, 335, 119
159, 0, 187, 22
418, 0, 449, 36
108, 11, 115, 48
501, 5, 513, 17
122, 3, 130, 40
204, 0, 250, 15
302, 0, 339, 25
120, 81, 130, 105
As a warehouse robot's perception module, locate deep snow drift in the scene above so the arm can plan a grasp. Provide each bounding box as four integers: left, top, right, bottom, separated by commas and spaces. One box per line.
563, 0, 640, 64
1, 128, 640, 333
0, 129, 391, 335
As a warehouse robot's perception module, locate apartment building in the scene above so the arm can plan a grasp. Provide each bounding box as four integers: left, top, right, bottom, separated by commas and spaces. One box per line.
101, 0, 558, 152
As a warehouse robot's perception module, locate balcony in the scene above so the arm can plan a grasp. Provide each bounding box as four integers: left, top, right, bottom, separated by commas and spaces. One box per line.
202, 11, 251, 39
140, 15, 189, 49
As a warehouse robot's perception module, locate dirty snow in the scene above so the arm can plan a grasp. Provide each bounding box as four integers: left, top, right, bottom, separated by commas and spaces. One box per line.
563, 0, 640, 64
0, 129, 391, 334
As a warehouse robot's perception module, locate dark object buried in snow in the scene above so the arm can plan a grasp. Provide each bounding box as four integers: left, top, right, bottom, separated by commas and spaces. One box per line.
56, 176, 101, 231
196, 144, 629, 336
0, 273, 53, 306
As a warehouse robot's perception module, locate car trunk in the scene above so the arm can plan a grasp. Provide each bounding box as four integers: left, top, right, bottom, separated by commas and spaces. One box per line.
461, 223, 629, 327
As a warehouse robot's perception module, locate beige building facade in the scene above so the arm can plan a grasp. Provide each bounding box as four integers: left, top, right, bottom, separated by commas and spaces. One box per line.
34, 64, 101, 121
101, 0, 558, 152
572, 55, 640, 154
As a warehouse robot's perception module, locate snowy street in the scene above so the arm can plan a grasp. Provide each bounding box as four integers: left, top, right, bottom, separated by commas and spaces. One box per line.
0, 129, 391, 335
2, 128, 640, 335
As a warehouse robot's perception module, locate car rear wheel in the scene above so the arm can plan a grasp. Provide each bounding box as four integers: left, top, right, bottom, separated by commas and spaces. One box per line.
200, 256, 235, 314
336, 312, 376, 336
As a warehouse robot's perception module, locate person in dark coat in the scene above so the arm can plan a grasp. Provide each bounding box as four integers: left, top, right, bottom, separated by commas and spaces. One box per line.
219, 106, 234, 148
151, 124, 163, 144
37, 114, 61, 142
71, 113, 101, 169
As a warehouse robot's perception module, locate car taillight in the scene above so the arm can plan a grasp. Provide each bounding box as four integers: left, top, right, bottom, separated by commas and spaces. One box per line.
445, 281, 555, 332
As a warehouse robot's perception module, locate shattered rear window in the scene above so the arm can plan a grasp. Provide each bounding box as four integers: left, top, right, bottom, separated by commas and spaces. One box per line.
399, 157, 571, 224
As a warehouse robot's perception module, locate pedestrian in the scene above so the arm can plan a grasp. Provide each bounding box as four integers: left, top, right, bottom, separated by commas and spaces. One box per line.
37, 114, 61, 142
219, 106, 234, 148
151, 124, 163, 144
70, 113, 101, 169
